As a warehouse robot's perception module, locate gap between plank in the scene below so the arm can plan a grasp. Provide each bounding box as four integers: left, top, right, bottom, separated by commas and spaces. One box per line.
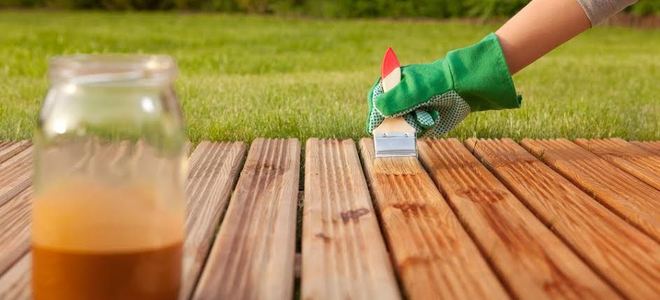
183, 142, 248, 300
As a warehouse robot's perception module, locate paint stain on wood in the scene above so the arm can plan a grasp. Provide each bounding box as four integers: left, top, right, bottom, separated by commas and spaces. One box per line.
339, 208, 369, 224
455, 188, 507, 203
314, 232, 332, 243
390, 202, 427, 215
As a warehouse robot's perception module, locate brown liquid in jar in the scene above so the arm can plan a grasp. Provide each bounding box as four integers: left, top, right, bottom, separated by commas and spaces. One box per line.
33, 242, 181, 300
32, 179, 184, 300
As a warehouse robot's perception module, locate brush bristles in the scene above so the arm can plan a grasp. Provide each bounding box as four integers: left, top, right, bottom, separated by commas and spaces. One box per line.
373, 157, 421, 175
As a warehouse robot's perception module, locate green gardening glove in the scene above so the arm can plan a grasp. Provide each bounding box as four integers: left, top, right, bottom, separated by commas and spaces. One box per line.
366, 33, 522, 137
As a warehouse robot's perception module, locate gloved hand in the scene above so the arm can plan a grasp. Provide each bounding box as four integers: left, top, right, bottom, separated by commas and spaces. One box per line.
366, 33, 522, 137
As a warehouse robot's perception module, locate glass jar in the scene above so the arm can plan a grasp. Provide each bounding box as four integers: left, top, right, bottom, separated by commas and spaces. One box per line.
32, 55, 187, 300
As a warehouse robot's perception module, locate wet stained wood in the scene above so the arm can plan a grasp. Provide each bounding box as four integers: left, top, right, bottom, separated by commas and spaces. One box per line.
0, 146, 31, 208
419, 138, 618, 299
0, 141, 30, 164
181, 142, 247, 300
302, 139, 400, 300
358, 138, 507, 300
630, 141, 660, 155
194, 138, 300, 300
0, 188, 32, 275
467, 138, 660, 299
521, 139, 660, 241
574, 138, 660, 189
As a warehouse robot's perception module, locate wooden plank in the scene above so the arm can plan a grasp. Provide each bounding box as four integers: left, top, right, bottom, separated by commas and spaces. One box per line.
575, 138, 660, 190
194, 138, 300, 300
358, 138, 507, 300
630, 141, 660, 155
181, 142, 247, 300
0, 146, 31, 208
0, 187, 32, 300
467, 138, 660, 299
0, 141, 30, 164
302, 139, 400, 300
0, 188, 32, 275
419, 138, 618, 299
0, 254, 30, 300
521, 139, 660, 241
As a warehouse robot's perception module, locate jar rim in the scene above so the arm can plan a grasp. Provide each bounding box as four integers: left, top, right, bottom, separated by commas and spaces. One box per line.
49, 54, 177, 84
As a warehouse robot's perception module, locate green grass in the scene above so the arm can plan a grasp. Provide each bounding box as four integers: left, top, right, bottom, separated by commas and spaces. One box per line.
0, 11, 658, 142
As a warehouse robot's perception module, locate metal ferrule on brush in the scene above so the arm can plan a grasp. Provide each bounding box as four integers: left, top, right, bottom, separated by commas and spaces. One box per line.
374, 132, 417, 157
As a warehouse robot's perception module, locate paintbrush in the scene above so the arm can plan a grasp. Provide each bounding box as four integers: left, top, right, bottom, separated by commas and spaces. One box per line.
373, 48, 419, 174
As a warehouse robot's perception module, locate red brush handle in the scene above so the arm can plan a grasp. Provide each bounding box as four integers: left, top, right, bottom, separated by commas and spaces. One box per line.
381, 48, 401, 79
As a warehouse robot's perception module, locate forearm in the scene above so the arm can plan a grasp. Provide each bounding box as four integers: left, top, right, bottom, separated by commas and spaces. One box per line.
495, 0, 591, 74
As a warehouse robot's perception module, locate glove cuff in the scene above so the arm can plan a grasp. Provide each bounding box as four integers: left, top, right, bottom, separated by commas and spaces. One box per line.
446, 32, 522, 112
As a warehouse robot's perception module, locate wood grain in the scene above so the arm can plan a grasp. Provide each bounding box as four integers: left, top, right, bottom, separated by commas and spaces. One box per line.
194, 138, 300, 300
630, 141, 660, 155
467, 138, 660, 299
358, 138, 507, 300
302, 139, 400, 300
0, 254, 30, 300
419, 138, 618, 299
0, 141, 30, 164
1, 138, 658, 298
0, 188, 32, 275
181, 142, 247, 300
521, 139, 660, 241
0, 146, 31, 208
574, 138, 660, 189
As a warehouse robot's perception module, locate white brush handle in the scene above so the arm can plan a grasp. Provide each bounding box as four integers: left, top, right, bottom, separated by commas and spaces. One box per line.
382, 67, 401, 92
374, 65, 415, 135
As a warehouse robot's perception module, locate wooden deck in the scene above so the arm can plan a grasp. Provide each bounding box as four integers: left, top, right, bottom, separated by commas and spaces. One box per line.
0, 138, 658, 299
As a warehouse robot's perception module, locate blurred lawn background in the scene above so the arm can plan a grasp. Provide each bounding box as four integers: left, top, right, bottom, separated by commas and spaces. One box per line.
0, 7, 658, 142
2, 0, 659, 17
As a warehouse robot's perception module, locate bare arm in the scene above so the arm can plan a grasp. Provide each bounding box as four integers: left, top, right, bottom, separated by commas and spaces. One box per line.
496, 0, 591, 74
